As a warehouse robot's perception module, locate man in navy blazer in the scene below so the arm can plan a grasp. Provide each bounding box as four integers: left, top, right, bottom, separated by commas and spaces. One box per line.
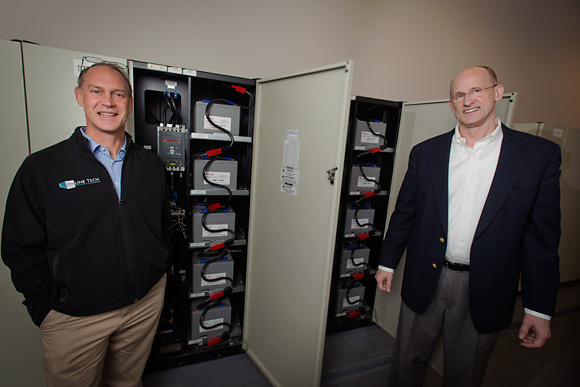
376, 66, 560, 386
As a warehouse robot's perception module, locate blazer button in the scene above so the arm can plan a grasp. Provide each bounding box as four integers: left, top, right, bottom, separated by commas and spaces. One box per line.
432, 263, 437, 269
439, 238, 445, 243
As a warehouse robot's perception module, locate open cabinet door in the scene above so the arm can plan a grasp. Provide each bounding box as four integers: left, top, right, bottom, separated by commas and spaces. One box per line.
244, 61, 354, 387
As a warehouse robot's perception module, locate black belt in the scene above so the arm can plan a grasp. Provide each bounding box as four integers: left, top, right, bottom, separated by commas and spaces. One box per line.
444, 260, 470, 271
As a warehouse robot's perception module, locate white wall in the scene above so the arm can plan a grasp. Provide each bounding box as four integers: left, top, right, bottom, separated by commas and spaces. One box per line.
1, 0, 579, 127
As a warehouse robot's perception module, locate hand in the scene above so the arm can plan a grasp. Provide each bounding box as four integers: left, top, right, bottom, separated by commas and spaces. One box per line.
519, 313, 551, 348
375, 269, 393, 293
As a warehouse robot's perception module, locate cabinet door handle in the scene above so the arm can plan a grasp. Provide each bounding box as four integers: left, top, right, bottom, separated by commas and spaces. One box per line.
327, 167, 338, 185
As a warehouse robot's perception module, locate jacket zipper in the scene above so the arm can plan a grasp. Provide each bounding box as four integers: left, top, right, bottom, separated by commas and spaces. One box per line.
87, 147, 137, 303
118, 199, 136, 302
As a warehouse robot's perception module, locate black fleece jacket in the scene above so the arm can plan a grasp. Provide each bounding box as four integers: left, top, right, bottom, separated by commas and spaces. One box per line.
2, 127, 171, 326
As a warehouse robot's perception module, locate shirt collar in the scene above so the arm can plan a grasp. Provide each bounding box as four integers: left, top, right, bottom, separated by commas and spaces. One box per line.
453, 117, 503, 147
81, 127, 127, 158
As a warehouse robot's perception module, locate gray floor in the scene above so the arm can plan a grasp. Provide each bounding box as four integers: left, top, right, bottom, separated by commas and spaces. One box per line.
143, 283, 580, 387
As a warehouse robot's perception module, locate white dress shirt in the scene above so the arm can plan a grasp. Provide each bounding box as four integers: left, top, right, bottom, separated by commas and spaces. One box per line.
446, 118, 502, 265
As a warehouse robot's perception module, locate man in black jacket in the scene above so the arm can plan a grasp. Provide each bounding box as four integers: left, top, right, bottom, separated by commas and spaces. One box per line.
2, 61, 171, 386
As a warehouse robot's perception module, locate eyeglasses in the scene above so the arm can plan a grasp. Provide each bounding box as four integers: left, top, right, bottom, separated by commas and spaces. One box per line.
80, 56, 128, 72
450, 85, 497, 103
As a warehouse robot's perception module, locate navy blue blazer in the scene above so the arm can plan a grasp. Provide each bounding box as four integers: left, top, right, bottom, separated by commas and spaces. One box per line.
379, 125, 561, 333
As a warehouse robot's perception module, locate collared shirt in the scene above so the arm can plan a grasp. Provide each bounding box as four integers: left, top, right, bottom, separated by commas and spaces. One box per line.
446, 118, 503, 265
81, 128, 127, 199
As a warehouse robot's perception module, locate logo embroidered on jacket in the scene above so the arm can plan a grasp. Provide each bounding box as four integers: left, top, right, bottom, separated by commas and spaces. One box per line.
58, 178, 101, 190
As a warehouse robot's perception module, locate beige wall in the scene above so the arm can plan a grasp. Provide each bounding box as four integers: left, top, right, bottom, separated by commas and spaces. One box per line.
1, 0, 579, 127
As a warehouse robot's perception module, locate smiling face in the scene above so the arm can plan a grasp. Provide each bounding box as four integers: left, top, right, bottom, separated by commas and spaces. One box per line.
448, 66, 504, 136
75, 64, 133, 139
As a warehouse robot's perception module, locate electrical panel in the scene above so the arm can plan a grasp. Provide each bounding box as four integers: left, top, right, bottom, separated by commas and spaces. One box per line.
131, 60, 255, 370
158, 126, 188, 171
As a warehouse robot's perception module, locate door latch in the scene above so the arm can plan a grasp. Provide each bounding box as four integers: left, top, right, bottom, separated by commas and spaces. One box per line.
327, 167, 338, 185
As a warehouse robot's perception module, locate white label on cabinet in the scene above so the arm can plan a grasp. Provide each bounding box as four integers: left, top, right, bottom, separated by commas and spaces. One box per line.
281, 182, 298, 196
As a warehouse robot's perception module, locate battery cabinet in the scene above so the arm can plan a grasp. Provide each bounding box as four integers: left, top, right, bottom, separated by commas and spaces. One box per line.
131, 59, 255, 368
327, 96, 401, 334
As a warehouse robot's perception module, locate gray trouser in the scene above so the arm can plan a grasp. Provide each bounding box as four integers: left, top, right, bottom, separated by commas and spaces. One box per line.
388, 267, 499, 387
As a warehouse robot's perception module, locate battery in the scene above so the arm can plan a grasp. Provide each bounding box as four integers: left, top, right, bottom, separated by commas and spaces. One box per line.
349, 165, 381, 192
192, 206, 236, 243
335, 281, 365, 315
354, 120, 386, 148
191, 297, 232, 341
192, 253, 234, 294
193, 159, 238, 190
340, 247, 370, 276
343, 207, 375, 235
194, 101, 241, 136
157, 125, 188, 171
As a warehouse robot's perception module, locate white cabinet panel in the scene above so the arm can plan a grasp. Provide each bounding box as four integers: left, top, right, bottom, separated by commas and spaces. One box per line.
244, 61, 353, 387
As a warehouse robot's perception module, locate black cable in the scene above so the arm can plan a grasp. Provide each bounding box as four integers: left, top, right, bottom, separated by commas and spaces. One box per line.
204, 99, 235, 151
201, 210, 235, 241
198, 295, 232, 332
201, 158, 233, 203
365, 120, 387, 148
354, 206, 377, 233
345, 278, 360, 306
169, 93, 182, 125
239, 90, 255, 110
200, 250, 234, 289
349, 246, 371, 271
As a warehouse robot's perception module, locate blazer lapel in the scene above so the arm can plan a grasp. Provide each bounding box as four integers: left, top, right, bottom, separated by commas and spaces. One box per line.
475, 126, 526, 239
428, 131, 453, 233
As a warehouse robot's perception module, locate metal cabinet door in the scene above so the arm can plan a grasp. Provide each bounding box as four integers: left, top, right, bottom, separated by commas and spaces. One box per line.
244, 61, 354, 387
0, 39, 44, 387
21, 43, 129, 152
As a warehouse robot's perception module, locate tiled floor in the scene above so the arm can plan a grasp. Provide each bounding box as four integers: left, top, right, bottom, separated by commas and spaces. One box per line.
143, 282, 580, 387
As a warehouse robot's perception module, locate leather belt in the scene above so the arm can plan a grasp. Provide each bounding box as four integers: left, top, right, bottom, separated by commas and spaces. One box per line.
444, 260, 470, 271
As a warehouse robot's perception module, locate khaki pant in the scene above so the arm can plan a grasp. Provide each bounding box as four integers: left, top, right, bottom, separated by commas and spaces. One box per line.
40, 275, 166, 387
